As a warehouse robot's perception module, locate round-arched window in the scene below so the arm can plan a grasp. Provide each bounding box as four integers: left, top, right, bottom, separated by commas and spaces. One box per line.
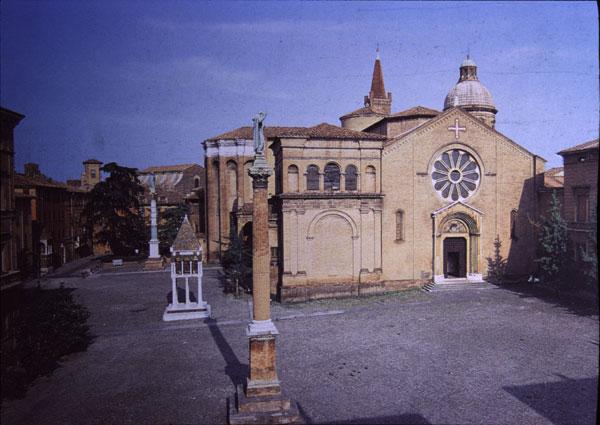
431, 149, 480, 202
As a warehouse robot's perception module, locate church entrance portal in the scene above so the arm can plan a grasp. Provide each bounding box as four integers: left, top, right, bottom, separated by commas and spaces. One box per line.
443, 237, 467, 278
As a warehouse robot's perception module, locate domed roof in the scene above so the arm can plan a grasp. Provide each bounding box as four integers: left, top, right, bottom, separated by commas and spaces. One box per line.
444, 80, 496, 110
443, 56, 496, 111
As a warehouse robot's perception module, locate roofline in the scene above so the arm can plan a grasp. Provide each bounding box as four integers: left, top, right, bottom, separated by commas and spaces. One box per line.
0, 106, 25, 121
387, 107, 546, 161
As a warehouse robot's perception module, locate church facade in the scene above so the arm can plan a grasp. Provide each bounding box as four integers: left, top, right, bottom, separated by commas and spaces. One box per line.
204, 56, 545, 302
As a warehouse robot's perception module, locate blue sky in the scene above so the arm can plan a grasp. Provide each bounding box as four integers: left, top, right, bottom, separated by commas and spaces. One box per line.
1, 1, 597, 181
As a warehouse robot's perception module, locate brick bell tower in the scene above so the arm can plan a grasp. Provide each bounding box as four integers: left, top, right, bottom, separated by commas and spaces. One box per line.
364, 48, 392, 114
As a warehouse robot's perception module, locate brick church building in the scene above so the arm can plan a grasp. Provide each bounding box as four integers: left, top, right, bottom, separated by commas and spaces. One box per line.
204, 55, 549, 302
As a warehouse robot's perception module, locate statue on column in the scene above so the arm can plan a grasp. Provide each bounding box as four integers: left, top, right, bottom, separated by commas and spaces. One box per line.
252, 112, 266, 156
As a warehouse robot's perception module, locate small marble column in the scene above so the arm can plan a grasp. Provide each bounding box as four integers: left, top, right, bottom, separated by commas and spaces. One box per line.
148, 194, 160, 259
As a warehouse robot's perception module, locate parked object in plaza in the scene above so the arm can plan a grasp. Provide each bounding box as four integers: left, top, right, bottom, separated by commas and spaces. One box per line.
162, 215, 210, 321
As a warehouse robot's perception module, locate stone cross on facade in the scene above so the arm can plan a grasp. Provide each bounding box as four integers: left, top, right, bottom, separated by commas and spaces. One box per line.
448, 118, 466, 139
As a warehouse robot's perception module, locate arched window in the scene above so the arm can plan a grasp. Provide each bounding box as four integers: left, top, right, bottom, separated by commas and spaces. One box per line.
510, 209, 518, 240
365, 165, 376, 192
287, 165, 299, 192
306, 165, 320, 191
324, 163, 340, 191
194, 176, 201, 189
345, 165, 358, 191
396, 210, 404, 241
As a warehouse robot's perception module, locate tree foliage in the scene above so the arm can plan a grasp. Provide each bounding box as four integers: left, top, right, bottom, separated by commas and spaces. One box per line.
535, 190, 568, 284
486, 235, 507, 284
83, 162, 146, 257
221, 230, 253, 295
581, 213, 598, 290
158, 203, 190, 256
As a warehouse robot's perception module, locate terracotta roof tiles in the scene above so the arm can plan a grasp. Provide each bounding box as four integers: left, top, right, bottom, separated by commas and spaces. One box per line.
206, 123, 386, 141
557, 138, 599, 155
140, 164, 200, 173
388, 105, 440, 118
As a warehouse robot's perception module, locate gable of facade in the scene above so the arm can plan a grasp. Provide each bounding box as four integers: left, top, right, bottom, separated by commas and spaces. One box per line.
381, 107, 544, 282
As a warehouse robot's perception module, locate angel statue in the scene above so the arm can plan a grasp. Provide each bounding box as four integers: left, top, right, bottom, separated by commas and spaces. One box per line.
252, 112, 267, 156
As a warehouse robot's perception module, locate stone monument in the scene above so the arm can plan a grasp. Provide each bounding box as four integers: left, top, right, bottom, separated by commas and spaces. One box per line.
228, 113, 299, 424
162, 215, 210, 321
145, 173, 163, 270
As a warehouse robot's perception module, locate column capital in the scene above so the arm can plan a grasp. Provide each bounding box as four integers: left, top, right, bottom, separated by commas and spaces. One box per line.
249, 156, 273, 189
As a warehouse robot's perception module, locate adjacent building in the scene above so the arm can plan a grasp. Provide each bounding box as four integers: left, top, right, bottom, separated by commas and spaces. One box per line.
558, 139, 598, 264
1, 106, 25, 339
14, 163, 91, 276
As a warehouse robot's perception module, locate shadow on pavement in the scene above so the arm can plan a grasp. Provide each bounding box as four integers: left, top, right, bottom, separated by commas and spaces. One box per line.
495, 283, 599, 317
503, 375, 598, 425
328, 413, 431, 424
206, 319, 248, 387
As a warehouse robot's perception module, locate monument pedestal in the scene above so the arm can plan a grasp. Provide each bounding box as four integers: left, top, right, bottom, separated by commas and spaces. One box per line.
162, 301, 210, 321
229, 331, 299, 424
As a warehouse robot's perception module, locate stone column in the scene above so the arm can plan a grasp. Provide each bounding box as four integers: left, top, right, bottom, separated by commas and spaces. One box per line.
148, 194, 160, 258
229, 150, 298, 424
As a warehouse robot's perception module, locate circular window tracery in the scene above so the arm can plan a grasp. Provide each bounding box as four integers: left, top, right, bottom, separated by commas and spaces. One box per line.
431, 149, 480, 202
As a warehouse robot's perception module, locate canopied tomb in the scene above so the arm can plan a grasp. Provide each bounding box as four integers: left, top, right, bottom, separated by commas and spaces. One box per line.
163, 215, 210, 321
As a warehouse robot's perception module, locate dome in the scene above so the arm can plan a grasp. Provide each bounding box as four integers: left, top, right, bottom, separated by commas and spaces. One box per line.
444, 80, 496, 110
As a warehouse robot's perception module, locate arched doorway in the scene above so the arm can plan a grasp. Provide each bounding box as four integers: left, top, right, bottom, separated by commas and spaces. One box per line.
443, 237, 467, 278
433, 209, 482, 283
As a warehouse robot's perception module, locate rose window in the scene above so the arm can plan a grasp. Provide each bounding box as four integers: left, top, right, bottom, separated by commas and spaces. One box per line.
431, 149, 480, 201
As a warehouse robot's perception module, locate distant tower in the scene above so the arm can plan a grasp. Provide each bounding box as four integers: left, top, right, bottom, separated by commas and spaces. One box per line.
364, 48, 392, 114
81, 159, 102, 189
444, 56, 497, 128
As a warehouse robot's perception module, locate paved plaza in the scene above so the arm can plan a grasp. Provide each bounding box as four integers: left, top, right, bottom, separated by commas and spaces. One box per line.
2, 265, 598, 425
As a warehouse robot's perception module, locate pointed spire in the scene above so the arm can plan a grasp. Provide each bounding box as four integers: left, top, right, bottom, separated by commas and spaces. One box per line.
370, 49, 386, 99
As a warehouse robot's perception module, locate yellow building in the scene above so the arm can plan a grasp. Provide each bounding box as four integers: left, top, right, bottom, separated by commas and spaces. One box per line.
204, 55, 547, 302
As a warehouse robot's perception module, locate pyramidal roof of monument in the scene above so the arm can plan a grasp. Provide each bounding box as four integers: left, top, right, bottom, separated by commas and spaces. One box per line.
172, 215, 201, 252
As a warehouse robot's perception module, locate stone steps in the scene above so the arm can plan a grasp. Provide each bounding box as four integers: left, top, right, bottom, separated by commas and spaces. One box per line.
422, 280, 493, 292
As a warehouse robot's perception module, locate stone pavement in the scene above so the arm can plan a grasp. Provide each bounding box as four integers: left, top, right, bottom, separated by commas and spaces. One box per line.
1, 266, 598, 425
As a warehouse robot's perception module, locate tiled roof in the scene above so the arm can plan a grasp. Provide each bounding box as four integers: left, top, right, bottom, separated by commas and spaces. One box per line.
140, 164, 200, 173
543, 167, 564, 189
339, 106, 387, 119
14, 173, 67, 189
557, 139, 599, 155
171, 216, 201, 252
206, 123, 386, 141
389, 106, 440, 118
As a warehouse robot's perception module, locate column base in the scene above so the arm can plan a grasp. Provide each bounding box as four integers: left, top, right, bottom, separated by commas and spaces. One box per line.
144, 257, 164, 270
228, 384, 299, 425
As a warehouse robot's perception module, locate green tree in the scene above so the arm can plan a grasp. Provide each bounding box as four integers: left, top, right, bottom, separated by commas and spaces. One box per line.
83, 162, 146, 257
221, 231, 253, 296
486, 235, 506, 284
581, 212, 597, 291
536, 190, 568, 285
158, 203, 190, 256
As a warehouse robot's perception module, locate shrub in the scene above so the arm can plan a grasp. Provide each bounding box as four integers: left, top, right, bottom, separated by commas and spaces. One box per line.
486, 235, 507, 284
1, 287, 92, 400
